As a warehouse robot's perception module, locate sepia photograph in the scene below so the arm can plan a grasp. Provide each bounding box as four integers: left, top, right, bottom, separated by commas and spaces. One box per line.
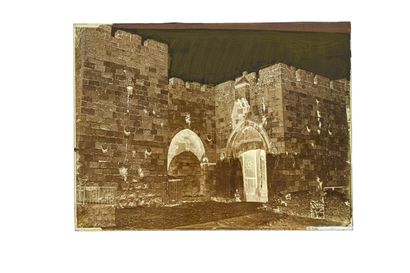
3, 1, 410, 272
75, 22, 352, 230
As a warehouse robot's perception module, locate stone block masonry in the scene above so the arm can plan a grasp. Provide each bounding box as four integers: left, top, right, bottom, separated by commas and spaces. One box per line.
75, 25, 351, 217
214, 63, 350, 194
168, 78, 216, 162
167, 79, 217, 200
76, 25, 170, 206
279, 64, 350, 192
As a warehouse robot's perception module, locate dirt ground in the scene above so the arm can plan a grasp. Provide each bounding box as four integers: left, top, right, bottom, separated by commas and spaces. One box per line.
110, 201, 348, 230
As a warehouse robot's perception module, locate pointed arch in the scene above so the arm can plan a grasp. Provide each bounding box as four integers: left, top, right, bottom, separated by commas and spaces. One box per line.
167, 129, 206, 170
226, 120, 276, 158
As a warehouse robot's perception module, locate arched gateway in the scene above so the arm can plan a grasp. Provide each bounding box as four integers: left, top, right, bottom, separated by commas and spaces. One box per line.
226, 120, 276, 202
167, 129, 207, 202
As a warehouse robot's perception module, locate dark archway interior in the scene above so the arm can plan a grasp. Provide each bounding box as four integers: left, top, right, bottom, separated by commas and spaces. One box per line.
215, 158, 244, 199
168, 151, 203, 201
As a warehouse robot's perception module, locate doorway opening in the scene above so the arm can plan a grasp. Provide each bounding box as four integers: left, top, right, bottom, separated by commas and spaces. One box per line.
225, 120, 274, 203
238, 149, 268, 202
167, 129, 206, 203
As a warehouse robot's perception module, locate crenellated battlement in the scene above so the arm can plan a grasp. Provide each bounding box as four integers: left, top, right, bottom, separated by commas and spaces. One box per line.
143, 38, 168, 53
77, 25, 168, 59
169, 77, 185, 87
78, 25, 349, 98
169, 77, 214, 93
258, 63, 283, 83
112, 28, 143, 45
277, 63, 350, 93
313, 74, 331, 86
215, 80, 235, 91
257, 63, 350, 91
102, 25, 168, 53
213, 62, 349, 96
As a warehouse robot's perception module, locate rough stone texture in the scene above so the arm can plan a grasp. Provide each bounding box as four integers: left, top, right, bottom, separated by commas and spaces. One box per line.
215, 67, 286, 159
214, 63, 350, 195
264, 190, 351, 225
75, 25, 351, 219
166, 79, 217, 201
168, 78, 216, 163
75, 25, 169, 206
279, 64, 350, 192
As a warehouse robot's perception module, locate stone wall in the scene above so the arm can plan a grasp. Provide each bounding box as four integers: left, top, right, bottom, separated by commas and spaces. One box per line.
76, 25, 351, 211
214, 66, 284, 199
168, 78, 216, 162
214, 66, 286, 159
167, 79, 217, 200
256, 65, 286, 153
213, 63, 350, 197
75, 25, 169, 206
279, 63, 350, 192
214, 80, 236, 158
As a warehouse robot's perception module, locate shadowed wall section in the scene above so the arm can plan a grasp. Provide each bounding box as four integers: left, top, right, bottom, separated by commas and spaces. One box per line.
168, 152, 204, 202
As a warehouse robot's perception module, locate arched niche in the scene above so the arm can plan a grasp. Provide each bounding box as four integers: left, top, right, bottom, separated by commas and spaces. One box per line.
167, 129, 206, 170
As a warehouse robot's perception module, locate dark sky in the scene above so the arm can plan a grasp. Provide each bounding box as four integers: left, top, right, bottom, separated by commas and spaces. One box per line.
113, 27, 351, 85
